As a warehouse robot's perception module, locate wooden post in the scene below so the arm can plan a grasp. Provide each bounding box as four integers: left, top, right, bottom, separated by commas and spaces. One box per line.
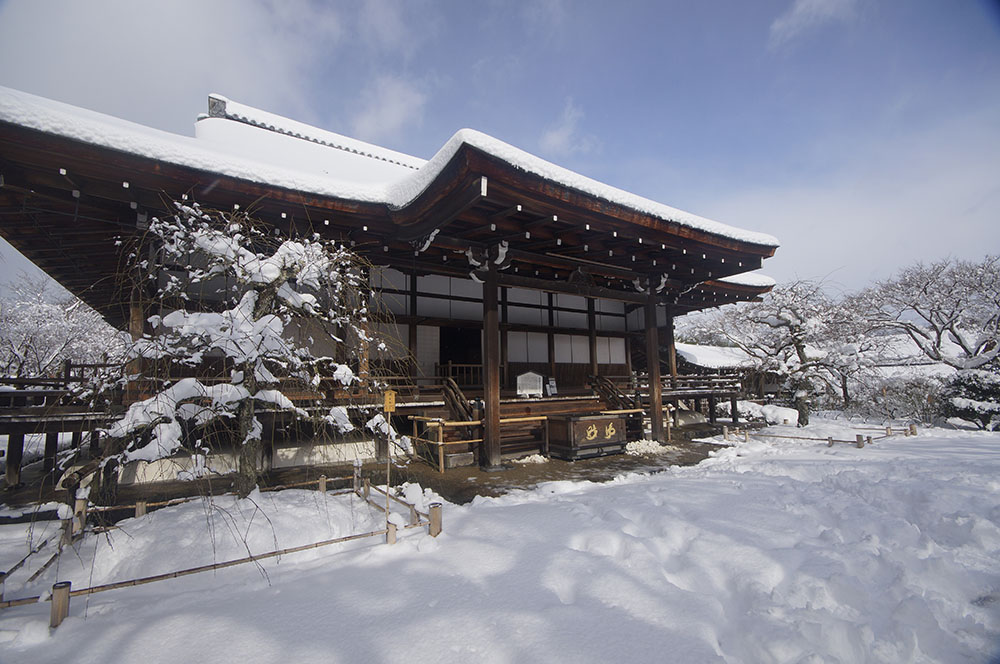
500, 287, 508, 390
909, 423, 918, 436
387, 522, 397, 545
827, 436, 834, 447
50, 581, 71, 629
71, 431, 82, 449
587, 298, 598, 378
482, 263, 502, 469
89, 427, 100, 453
4, 431, 24, 487
0, 571, 5, 602
886, 426, 893, 436
731, 396, 739, 424
428, 503, 442, 537
409, 505, 419, 526
73, 497, 87, 535
743, 429, 749, 443
135, 501, 147, 518
665, 305, 678, 387
319, 475, 327, 494
867, 436, 873, 447
437, 425, 445, 474
707, 395, 717, 423
856, 434, 865, 449
408, 269, 418, 373
645, 289, 664, 443
353, 459, 361, 493
547, 293, 556, 380
363, 478, 370, 499
723, 426, 729, 441
60, 519, 73, 547
44, 432, 59, 473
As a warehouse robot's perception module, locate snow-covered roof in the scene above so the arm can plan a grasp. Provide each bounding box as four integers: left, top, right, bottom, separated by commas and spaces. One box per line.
675, 342, 756, 369
717, 272, 777, 288
0, 86, 779, 249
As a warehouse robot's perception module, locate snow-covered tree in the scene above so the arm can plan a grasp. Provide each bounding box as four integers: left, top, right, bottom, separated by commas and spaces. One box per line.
940, 368, 1000, 430
716, 280, 868, 422
859, 256, 1000, 370
102, 202, 384, 496
0, 275, 127, 377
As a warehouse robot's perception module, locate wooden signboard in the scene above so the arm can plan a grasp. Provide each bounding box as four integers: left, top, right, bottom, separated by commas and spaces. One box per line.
383, 390, 396, 413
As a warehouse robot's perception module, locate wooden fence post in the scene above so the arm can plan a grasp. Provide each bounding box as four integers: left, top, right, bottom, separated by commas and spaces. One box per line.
867, 436, 873, 447
909, 424, 918, 436
319, 475, 327, 494
856, 434, 865, 448
50, 581, 71, 628
827, 436, 833, 447
387, 522, 397, 545
885, 426, 892, 437
363, 478, 370, 499
723, 426, 729, 441
428, 503, 442, 537
72, 498, 88, 536
135, 501, 147, 518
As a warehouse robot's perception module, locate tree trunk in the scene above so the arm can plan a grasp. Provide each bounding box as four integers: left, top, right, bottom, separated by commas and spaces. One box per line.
840, 373, 850, 407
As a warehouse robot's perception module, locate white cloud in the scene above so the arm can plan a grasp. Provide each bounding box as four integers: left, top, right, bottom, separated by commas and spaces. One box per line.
350, 75, 428, 143
696, 104, 1000, 292
539, 98, 600, 157
0, 0, 343, 133
769, 0, 858, 49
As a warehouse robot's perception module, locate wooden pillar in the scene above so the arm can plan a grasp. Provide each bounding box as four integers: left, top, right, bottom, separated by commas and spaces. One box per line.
125, 287, 146, 403
665, 305, 677, 387
547, 293, 556, 379
408, 270, 418, 376
587, 298, 598, 378
44, 431, 59, 473
708, 395, 717, 423
645, 291, 664, 443
500, 288, 508, 389
5, 431, 24, 487
731, 396, 739, 424
482, 264, 502, 469
624, 335, 633, 377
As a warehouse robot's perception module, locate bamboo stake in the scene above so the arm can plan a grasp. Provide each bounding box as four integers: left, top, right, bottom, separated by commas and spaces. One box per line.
50, 581, 70, 629
429, 503, 442, 537
72, 498, 87, 536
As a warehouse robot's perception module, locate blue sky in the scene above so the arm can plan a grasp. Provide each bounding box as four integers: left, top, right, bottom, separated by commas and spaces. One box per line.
1, 0, 998, 294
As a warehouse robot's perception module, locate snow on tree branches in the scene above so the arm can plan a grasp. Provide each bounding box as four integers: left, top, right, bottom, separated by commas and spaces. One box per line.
859, 256, 1000, 370
105, 202, 385, 496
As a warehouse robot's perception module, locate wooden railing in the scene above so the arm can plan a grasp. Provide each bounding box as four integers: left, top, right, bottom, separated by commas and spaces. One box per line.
435, 362, 507, 388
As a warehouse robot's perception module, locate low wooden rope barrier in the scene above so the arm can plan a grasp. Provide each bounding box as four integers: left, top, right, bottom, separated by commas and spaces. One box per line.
1, 487, 443, 614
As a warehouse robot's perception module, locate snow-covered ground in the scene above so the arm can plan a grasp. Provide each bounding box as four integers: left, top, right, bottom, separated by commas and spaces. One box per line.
1, 419, 998, 663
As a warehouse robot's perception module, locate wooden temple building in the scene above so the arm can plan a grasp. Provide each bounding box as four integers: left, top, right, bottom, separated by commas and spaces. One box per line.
0, 86, 778, 483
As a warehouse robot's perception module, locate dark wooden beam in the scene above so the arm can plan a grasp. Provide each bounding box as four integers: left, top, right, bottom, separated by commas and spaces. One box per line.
645, 290, 664, 443
482, 263, 502, 470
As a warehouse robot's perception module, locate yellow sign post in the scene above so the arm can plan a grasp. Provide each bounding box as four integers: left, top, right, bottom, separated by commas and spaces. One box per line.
384, 390, 396, 413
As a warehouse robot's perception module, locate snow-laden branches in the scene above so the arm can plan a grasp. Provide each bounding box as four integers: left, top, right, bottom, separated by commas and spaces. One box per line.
0, 275, 128, 377
858, 256, 1000, 370
103, 202, 383, 496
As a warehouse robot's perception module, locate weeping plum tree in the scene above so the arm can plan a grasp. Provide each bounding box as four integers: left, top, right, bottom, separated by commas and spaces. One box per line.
103, 202, 384, 496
